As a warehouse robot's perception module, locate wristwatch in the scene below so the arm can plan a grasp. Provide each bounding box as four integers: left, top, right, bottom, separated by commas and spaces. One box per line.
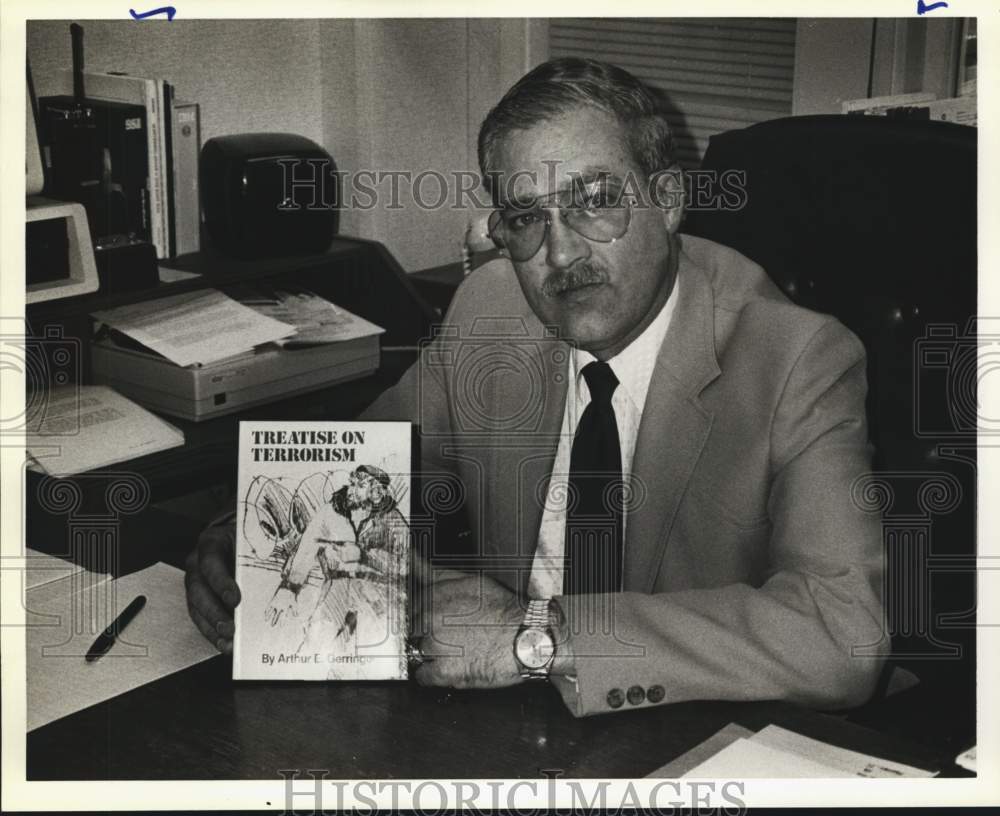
513, 599, 557, 680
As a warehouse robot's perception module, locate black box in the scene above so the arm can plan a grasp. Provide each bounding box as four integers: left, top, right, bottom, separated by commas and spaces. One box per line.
200, 133, 338, 259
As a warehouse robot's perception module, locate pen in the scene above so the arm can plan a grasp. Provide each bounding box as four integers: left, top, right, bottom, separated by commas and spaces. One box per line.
85, 595, 147, 663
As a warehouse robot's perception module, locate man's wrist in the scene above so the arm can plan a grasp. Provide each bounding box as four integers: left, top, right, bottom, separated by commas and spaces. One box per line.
548, 597, 576, 677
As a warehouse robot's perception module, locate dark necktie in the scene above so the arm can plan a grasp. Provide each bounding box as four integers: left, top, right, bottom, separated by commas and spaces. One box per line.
564, 361, 624, 595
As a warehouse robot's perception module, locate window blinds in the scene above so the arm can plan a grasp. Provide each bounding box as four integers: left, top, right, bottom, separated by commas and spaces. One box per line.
549, 18, 797, 167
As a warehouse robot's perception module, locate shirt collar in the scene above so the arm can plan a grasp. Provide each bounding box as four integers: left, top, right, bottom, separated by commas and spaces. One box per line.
572, 274, 679, 412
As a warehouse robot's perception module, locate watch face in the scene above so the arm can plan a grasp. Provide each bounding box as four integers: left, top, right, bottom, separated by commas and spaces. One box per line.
515, 628, 555, 670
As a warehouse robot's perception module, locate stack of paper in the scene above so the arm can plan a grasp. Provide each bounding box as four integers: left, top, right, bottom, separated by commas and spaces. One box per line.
661, 724, 937, 778
25, 561, 218, 731
22, 547, 108, 592
92, 289, 297, 368
238, 288, 385, 348
26, 385, 185, 478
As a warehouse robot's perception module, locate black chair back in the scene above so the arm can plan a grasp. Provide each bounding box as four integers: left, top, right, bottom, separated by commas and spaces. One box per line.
685, 115, 977, 710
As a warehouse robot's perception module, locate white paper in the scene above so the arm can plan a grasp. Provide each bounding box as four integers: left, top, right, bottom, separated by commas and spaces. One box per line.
681, 726, 938, 779
956, 745, 977, 772
751, 724, 937, 778
26, 562, 218, 732
682, 738, 858, 778
26, 385, 184, 478
23, 548, 84, 591
92, 289, 296, 367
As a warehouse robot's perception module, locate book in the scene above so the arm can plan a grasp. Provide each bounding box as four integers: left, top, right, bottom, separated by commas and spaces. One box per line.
163, 81, 176, 257
170, 99, 201, 256
26, 385, 185, 478
233, 421, 411, 680
66, 70, 171, 258
37, 95, 150, 246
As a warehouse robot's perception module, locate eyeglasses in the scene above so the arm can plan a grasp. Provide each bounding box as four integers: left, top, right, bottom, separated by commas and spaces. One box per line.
487, 180, 633, 262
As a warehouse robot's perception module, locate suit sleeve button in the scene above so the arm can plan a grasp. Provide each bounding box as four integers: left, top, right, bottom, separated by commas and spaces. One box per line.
627, 685, 645, 705
647, 684, 665, 704
606, 688, 625, 709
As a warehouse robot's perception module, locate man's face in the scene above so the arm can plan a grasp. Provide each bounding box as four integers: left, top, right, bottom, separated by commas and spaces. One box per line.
347, 473, 371, 508
492, 106, 678, 360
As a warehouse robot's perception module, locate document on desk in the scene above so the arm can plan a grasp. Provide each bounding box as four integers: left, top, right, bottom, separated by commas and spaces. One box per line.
92, 289, 296, 367
239, 287, 385, 347
680, 724, 937, 778
26, 385, 184, 478
23, 547, 87, 590
26, 562, 218, 732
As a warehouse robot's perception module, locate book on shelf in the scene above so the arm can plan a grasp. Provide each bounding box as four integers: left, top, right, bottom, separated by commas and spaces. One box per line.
37, 93, 151, 247
62, 70, 173, 258
26, 385, 185, 478
233, 421, 411, 681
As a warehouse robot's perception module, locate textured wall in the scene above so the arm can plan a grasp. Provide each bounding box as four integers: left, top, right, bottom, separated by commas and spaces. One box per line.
27, 18, 531, 271
28, 20, 327, 148
792, 19, 873, 116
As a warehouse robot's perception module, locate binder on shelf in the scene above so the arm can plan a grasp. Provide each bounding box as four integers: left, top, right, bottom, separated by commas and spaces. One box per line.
62, 70, 172, 259
170, 99, 201, 256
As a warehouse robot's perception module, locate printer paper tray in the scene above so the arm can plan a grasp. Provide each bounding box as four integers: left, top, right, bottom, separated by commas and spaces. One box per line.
92, 337, 380, 422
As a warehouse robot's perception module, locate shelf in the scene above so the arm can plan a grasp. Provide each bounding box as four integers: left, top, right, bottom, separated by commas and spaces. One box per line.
26, 237, 367, 321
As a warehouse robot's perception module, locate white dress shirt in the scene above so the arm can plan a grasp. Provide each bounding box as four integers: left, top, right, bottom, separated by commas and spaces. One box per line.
527, 276, 679, 600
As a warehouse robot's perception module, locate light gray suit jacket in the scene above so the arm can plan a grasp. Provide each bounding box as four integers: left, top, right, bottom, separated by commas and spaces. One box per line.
364, 233, 885, 717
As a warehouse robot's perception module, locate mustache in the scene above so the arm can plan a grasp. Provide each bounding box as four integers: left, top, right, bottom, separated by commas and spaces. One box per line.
541, 263, 609, 297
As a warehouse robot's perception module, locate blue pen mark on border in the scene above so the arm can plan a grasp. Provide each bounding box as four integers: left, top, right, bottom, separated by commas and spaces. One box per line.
130, 6, 177, 20
917, 0, 949, 14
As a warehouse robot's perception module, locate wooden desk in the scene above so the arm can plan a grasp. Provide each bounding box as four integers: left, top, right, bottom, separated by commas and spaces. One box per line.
27, 654, 957, 780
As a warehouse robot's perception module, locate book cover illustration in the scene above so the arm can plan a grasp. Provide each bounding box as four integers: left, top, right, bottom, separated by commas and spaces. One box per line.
233, 421, 410, 680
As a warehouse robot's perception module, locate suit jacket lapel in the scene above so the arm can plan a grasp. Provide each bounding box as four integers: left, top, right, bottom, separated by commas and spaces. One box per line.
625, 248, 721, 592
481, 309, 569, 597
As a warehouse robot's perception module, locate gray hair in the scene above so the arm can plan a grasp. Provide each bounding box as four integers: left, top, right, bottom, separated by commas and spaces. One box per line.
478, 57, 675, 202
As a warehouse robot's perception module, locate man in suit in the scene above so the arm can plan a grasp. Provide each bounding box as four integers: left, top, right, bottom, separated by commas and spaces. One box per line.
186, 58, 884, 717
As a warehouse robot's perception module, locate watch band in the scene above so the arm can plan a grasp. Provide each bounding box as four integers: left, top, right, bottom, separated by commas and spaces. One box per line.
523, 599, 553, 629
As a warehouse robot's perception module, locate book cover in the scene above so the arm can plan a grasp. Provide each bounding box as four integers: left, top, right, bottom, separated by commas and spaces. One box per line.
233, 421, 411, 680
37, 96, 150, 246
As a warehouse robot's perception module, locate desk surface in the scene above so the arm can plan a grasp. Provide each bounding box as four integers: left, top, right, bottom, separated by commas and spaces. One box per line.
27, 655, 955, 780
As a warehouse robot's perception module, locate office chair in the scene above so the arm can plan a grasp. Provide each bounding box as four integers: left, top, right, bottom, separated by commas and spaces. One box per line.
684, 114, 977, 747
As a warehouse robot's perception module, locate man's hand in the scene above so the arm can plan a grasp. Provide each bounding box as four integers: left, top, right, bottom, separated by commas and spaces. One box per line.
411, 570, 525, 689
184, 517, 241, 654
